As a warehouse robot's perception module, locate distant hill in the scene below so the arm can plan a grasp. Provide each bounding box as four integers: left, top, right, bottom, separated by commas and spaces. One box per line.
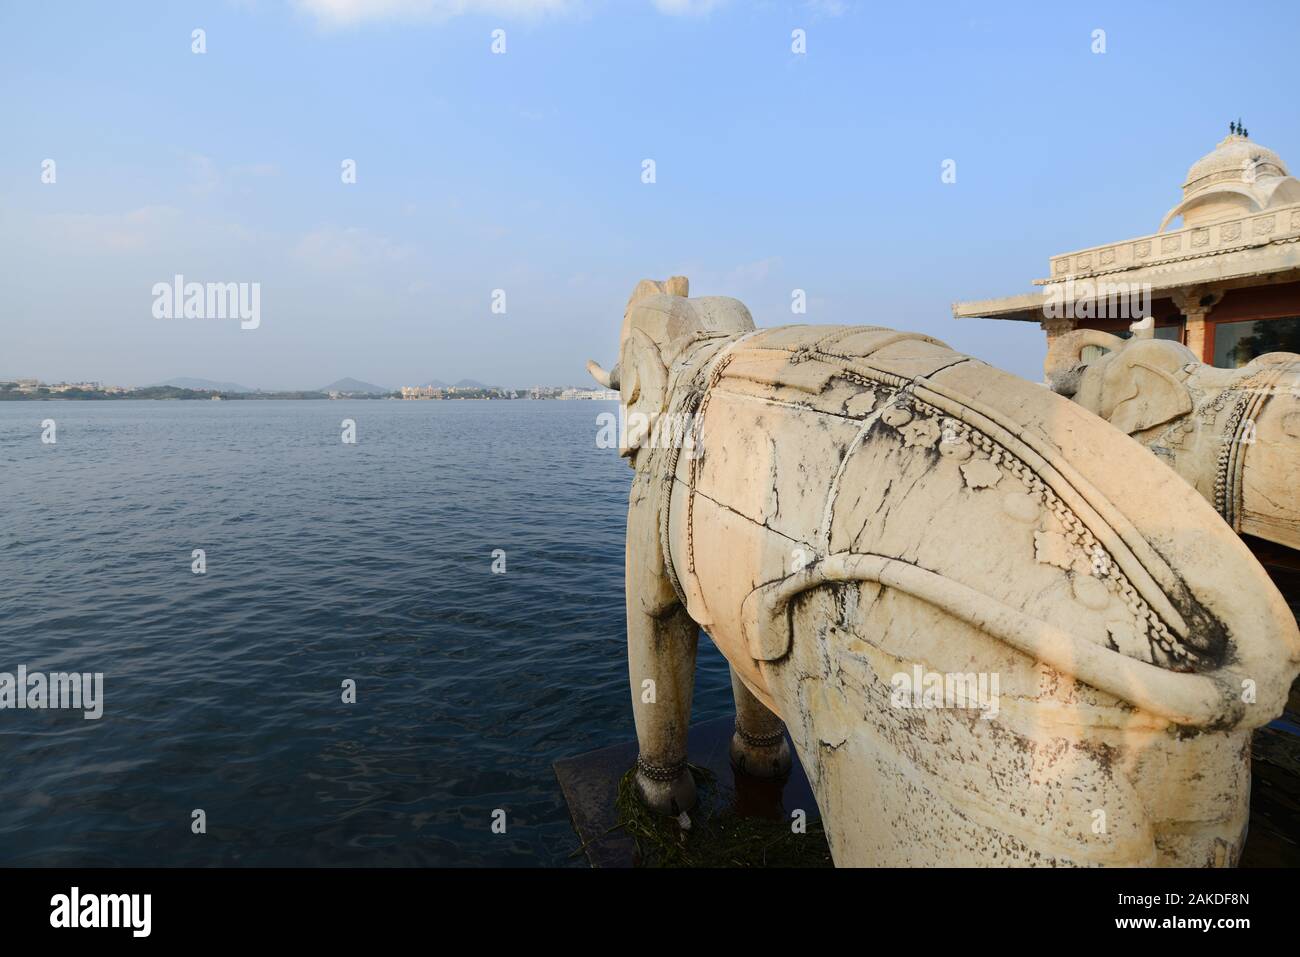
156, 377, 255, 393
320, 377, 390, 394
418, 378, 495, 389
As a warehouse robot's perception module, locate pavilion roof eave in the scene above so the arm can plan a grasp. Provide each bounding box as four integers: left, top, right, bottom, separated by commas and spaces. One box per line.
951, 292, 1045, 323
953, 241, 1300, 323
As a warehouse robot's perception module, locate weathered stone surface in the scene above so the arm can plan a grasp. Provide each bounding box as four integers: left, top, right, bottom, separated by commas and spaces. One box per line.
590, 277, 1300, 867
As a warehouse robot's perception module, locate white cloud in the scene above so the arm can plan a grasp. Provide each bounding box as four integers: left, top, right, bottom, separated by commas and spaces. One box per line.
726, 256, 780, 286
292, 0, 576, 26
181, 153, 279, 196
37, 206, 182, 252
186, 153, 222, 195
292, 226, 413, 270
292, 0, 737, 24
232, 162, 280, 178
804, 0, 847, 16
652, 0, 727, 14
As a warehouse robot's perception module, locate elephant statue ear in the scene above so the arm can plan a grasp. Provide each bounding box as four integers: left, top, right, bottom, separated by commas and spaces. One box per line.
620, 329, 668, 455
1105, 358, 1193, 435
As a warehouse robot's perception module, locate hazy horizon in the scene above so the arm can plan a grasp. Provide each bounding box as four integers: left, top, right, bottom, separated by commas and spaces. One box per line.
3, 374, 607, 392
4, 0, 1298, 389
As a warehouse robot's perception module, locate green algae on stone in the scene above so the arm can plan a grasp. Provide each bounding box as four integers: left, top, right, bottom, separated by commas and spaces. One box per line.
615, 765, 833, 868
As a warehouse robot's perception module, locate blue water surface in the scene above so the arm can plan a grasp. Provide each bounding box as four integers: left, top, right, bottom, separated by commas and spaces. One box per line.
0, 400, 734, 866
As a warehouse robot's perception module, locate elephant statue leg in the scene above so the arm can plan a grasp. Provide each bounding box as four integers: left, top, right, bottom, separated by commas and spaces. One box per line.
626, 467, 699, 816
728, 667, 792, 779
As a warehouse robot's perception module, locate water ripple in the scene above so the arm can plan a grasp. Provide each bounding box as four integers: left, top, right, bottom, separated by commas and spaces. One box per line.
0, 400, 735, 865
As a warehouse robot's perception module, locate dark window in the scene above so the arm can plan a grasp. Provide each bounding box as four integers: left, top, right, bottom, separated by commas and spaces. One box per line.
1212, 317, 1300, 368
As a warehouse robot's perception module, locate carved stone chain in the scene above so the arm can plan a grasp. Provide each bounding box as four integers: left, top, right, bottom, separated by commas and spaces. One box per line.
655, 340, 726, 609
636, 754, 688, 782
735, 721, 785, 749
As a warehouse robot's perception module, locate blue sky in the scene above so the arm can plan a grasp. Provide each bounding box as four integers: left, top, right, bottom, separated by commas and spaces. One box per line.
2, 0, 1297, 388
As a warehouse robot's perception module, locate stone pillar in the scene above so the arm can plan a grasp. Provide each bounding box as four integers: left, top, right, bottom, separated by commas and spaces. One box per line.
1040, 317, 1077, 380
1172, 287, 1221, 363
1184, 311, 1209, 361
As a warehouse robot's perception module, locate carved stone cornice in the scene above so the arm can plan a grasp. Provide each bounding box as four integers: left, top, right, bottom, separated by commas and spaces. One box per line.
1037, 201, 1300, 287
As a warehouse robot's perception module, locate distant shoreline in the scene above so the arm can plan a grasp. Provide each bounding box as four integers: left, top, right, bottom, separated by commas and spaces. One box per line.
0, 387, 344, 402
2, 385, 617, 402
0, 390, 611, 402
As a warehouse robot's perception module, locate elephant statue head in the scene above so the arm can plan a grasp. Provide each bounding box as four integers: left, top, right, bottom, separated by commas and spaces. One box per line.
590, 276, 1299, 867
1047, 330, 1300, 551
587, 276, 754, 465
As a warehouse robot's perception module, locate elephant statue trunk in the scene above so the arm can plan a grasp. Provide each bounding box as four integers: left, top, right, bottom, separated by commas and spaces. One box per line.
590, 276, 1300, 867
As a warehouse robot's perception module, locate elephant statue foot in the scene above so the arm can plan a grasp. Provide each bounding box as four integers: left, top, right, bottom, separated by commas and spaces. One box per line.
632, 756, 697, 817
728, 668, 792, 779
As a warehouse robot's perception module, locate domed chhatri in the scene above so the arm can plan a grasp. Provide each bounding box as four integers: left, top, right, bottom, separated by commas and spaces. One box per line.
954, 121, 1300, 372
1185, 133, 1287, 191
1160, 130, 1300, 231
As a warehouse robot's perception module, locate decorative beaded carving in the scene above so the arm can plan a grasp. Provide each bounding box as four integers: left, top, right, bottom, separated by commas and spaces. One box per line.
636, 754, 688, 782
735, 720, 786, 749
834, 371, 1196, 670
1202, 367, 1282, 528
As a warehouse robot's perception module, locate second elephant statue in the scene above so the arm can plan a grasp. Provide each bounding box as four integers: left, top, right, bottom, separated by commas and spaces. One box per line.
1046, 330, 1300, 551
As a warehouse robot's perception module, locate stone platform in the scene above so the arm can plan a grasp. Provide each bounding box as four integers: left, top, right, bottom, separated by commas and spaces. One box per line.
554, 714, 822, 867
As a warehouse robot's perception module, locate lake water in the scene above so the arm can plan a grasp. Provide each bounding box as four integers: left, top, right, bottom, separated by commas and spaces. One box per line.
0, 400, 735, 866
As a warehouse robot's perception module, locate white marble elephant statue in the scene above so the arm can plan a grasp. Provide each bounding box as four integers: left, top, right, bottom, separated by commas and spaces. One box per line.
1045, 329, 1300, 551
589, 276, 1300, 867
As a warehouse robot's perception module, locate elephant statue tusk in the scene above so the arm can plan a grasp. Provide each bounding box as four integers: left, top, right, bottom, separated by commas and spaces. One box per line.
586, 359, 618, 391
1130, 315, 1155, 339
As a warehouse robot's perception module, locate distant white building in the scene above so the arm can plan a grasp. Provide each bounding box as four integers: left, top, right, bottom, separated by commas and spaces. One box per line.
400, 385, 440, 399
